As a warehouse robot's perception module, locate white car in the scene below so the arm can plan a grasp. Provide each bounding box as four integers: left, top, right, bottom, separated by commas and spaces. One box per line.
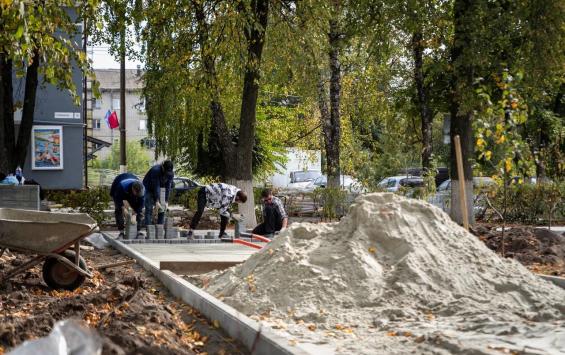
305, 175, 366, 193
287, 170, 322, 189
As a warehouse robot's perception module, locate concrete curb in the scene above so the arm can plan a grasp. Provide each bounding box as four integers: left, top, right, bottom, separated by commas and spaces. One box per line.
102, 233, 310, 355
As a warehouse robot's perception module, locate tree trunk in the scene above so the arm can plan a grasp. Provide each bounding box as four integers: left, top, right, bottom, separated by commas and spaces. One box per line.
1, 57, 15, 170
14, 52, 40, 170
194, 0, 234, 174
412, 30, 433, 170
449, 0, 475, 225
231, 0, 269, 227
326, 17, 342, 189
0, 54, 8, 174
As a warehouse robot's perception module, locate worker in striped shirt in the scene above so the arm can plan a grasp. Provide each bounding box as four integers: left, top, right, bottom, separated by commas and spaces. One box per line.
188, 183, 248, 238
253, 188, 288, 237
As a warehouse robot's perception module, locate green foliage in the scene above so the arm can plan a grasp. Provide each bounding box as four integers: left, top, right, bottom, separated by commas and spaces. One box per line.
312, 187, 349, 221
91, 141, 152, 176
0, 1, 99, 103
47, 188, 111, 226
169, 189, 199, 211
488, 182, 565, 224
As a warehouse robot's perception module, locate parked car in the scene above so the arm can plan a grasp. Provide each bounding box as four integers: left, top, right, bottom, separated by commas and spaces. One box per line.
287, 170, 322, 189
305, 175, 367, 193
377, 176, 424, 192
172, 177, 201, 198
398, 167, 450, 187
428, 177, 496, 214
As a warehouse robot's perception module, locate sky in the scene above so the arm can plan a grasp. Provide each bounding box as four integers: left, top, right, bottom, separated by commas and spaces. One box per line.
89, 45, 143, 69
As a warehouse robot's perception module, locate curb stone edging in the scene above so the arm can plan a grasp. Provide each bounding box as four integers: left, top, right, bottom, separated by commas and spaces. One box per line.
102, 233, 311, 355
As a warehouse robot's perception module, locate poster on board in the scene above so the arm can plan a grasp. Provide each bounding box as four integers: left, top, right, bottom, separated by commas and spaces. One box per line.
31, 125, 63, 170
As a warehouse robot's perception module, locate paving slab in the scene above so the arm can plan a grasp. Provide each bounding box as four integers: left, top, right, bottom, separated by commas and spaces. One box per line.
104, 231, 260, 274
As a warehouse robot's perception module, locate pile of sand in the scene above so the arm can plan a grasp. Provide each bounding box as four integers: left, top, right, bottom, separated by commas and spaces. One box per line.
202, 193, 565, 353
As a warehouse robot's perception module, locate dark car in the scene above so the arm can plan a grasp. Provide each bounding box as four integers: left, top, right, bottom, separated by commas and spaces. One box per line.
398, 167, 449, 187
172, 177, 201, 198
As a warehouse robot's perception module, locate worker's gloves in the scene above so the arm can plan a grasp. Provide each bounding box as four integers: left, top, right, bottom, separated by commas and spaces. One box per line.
155, 201, 162, 211
164, 202, 169, 211
130, 214, 137, 224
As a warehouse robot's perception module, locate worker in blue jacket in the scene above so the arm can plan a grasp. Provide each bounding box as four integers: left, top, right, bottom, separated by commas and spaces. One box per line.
110, 173, 145, 238
143, 160, 174, 225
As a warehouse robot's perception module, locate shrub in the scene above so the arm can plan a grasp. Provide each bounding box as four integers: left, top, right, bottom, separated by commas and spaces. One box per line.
46, 187, 111, 225
488, 181, 565, 224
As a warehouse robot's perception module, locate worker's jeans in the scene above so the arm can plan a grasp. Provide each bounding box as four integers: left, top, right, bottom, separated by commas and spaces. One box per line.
190, 187, 229, 235
144, 194, 164, 225
190, 188, 207, 229
115, 205, 141, 231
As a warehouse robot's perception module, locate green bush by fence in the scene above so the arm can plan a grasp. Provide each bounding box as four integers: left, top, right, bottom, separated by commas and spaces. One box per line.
487, 181, 565, 225
46, 187, 111, 225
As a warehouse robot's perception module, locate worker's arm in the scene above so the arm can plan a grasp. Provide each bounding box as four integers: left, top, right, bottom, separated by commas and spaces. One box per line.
274, 198, 288, 229
165, 174, 173, 202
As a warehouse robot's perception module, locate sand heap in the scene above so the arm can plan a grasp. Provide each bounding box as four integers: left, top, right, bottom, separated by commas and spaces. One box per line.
205, 193, 565, 326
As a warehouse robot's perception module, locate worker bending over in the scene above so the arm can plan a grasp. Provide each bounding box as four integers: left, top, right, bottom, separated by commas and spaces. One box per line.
110, 173, 145, 238
188, 183, 247, 238
143, 160, 174, 225
253, 188, 287, 237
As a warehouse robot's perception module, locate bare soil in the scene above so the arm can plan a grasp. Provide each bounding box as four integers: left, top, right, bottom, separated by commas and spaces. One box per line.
472, 223, 565, 276
0, 248, 248, 355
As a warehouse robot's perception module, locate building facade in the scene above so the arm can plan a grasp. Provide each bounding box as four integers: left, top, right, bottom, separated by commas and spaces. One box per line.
86, 68, 153, 160
15, 18, 84, 190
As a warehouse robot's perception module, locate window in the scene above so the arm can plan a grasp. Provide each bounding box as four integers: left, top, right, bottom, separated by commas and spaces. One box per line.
139, 119, 147, 131
93, 98, 101, 109
134, 98, 146, 112
93, 119, 101, 129
112, 98, 120, 110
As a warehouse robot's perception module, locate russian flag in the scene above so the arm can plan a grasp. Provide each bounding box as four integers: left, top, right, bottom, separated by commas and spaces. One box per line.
104, 110, 111, 128
109, 110, 120, 129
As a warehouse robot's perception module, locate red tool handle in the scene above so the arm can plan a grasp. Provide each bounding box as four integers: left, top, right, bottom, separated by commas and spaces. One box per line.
233, 238, 262, 249
251, 234, 271, 243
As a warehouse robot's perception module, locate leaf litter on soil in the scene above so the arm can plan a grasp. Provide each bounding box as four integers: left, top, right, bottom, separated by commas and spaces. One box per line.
0, 248, 248, 355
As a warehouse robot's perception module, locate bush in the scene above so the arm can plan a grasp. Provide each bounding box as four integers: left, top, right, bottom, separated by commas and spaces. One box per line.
312, 187, 349, 221
488, 181, 565, 224
46, 187, 111, 225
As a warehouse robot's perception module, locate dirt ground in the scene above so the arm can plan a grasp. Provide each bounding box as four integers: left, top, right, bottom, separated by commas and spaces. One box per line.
0, 247, 248, 355
472, 224, 565, 276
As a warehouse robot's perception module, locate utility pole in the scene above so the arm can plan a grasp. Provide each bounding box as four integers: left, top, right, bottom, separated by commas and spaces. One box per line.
82, 17, 88, 187
119, 25, 126, 173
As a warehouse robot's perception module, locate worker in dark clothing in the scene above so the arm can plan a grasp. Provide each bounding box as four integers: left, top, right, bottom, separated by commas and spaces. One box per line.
188, 183, 248, 239
110, 173, 145, 238
143, 160, 174, 225
252, 189, 288, 237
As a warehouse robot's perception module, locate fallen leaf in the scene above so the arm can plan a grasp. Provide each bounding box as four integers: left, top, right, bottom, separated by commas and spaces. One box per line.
368, 247, 376, 253
213, 319, 220, 328
308, 324, 316, 331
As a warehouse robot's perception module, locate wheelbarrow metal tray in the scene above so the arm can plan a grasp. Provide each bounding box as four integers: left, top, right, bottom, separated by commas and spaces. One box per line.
0, 208, 97, 254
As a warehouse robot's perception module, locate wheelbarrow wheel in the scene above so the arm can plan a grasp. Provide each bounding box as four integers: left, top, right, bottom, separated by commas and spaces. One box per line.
42, 250, 87, 291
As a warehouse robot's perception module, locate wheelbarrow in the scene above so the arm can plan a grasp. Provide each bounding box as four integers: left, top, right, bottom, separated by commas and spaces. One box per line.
0, 208, 98, 291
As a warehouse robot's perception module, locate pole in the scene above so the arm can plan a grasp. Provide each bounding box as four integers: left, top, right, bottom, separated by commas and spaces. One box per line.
119, 26, 126, 173
454, 135, 469, 230
82, 17, 88, 187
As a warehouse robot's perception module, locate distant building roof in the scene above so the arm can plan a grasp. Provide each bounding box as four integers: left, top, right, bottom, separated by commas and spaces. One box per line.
93, 69, 144, 90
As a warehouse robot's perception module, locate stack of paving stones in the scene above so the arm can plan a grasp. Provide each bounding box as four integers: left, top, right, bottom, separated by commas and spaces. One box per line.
165, 219, 178, 239
125, 223, 138, 240
146, 225, 156, 239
